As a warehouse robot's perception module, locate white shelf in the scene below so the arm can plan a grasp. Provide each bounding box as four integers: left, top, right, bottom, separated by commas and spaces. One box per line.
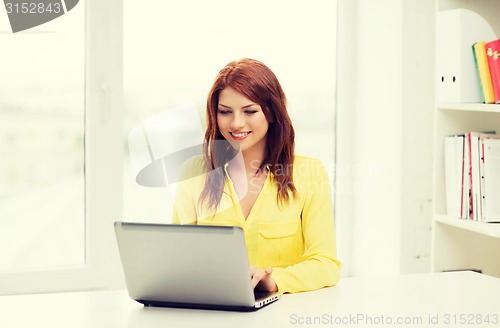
434, 215, 500, 239
437, 103, 500, 113
432, 0, 500, 278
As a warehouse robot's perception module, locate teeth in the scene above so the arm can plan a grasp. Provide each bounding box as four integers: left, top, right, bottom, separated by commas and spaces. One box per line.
232, 132, 250, 137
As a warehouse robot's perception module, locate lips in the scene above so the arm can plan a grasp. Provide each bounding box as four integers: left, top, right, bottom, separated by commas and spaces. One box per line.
230, 131, 251, 140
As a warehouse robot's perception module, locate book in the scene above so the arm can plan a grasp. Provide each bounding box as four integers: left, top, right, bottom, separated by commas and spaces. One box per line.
467, 131, 496, 221
472, 42, 495, 104
485, 39, 500, 104
480, 139, 500, 222
463, 136, 470, 220
444, 135, 466, 218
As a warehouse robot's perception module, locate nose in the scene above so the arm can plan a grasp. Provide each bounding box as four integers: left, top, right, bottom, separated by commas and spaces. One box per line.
230, 113, 245, 130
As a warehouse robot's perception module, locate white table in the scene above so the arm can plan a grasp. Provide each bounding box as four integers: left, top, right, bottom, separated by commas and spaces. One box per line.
1, 271, 499, 327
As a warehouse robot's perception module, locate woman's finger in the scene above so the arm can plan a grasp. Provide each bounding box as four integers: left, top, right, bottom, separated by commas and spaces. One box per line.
251, 269, 266, 288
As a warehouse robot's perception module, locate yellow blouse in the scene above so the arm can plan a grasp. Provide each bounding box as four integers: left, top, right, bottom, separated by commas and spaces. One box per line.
172, 155, 341, 293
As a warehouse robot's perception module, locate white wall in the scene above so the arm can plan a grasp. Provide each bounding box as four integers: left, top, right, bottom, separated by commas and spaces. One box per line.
336, 0, 435, 277
400, 0, 435, 274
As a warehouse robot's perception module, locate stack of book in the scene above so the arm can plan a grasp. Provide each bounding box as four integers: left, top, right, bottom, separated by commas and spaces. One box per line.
473, 38, 500, 104
444, 132, 500, 222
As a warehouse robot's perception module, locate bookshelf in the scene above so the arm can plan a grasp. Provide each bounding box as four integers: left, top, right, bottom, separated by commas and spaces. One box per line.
432, 0, 500, 277
438, 103, 500, 112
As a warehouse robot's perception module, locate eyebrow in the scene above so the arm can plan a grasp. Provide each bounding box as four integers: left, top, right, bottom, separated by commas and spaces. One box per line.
218, 103, 257, 109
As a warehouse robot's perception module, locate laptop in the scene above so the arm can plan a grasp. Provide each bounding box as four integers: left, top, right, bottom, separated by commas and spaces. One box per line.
114, 221, 282, 311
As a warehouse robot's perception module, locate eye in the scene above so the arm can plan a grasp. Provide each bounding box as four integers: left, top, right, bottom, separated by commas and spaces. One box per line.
245, 110, 258, 115
218, 109, 231, 115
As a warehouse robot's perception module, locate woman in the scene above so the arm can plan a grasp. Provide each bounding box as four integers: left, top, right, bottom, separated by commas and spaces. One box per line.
173, 58, 341, 293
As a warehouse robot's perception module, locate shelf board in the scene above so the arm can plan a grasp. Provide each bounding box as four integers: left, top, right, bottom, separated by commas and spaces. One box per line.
437, 103, 500, 113
434, 215, 500, 239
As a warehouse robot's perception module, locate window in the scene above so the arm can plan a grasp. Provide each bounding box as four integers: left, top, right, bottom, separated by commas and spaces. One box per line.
0, 2, 85, 274
0, 0, 124, 295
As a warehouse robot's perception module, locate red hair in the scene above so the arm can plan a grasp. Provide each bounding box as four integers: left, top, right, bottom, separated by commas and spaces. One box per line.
200, 58, 297, 211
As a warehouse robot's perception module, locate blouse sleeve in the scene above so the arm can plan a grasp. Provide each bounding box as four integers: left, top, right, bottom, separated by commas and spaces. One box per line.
271, 158, 341, 293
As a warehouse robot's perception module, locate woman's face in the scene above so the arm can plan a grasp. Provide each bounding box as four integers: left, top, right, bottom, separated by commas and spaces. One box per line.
216, 87, 269, 156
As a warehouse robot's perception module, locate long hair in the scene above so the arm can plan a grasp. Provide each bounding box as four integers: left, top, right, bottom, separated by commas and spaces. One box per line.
199, 58, 296, 212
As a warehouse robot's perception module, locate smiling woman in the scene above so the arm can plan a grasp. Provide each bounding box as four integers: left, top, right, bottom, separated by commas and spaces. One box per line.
172, 58, 341, 294
121, 0, 338, 293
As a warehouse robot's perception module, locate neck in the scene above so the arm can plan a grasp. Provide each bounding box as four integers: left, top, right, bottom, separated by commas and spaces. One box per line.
229, 147, 266, 176
243, 151, 264, 174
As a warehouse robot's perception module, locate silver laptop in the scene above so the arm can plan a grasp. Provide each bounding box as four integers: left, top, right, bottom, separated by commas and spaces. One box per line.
114, 221, 282, 311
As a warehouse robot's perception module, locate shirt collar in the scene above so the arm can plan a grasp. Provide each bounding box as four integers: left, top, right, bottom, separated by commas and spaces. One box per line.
222, 163, 273, 177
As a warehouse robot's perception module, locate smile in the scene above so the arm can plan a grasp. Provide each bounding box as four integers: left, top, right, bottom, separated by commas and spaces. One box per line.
230, 131, 251, 140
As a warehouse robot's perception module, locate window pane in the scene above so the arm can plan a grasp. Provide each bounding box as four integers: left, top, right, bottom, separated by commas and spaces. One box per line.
0, 3, 85, 272
123, 0, 336, 223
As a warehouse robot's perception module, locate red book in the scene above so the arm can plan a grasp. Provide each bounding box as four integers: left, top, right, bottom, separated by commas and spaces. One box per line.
485, 39, 500, 104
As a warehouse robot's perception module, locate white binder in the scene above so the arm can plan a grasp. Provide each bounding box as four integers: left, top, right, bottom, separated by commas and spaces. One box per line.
436, 9, 497, 103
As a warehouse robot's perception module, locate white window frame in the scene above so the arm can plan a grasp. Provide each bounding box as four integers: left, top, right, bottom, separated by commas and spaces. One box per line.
0, 0, 125, 294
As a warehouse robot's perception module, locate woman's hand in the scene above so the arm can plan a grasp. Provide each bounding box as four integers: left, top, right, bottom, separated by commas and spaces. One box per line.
250, 266, 278, 292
